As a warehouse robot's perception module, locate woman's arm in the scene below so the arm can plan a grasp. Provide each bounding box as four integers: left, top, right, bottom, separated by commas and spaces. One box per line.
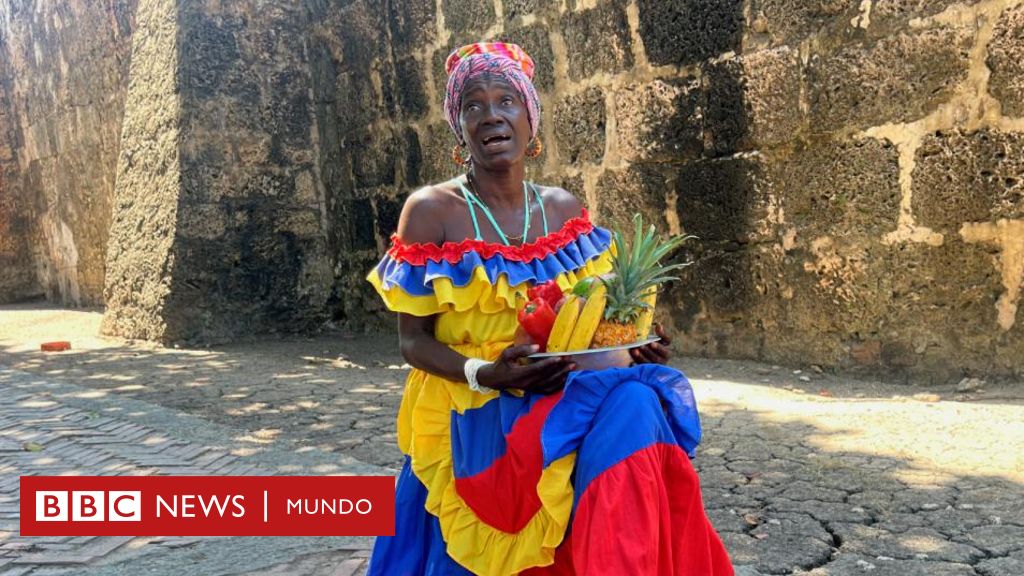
398, 313, 573, 392
398, 313, 468, 381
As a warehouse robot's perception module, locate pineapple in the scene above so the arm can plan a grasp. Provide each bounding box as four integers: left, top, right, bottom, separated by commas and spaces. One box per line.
591, 214, 693, 347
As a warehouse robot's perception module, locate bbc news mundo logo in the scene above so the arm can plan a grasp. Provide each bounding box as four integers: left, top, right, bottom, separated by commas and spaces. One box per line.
21, 476, 394, 536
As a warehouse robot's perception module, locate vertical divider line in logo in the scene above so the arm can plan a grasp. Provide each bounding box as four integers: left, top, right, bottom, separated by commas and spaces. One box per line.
263, 490, 267, 523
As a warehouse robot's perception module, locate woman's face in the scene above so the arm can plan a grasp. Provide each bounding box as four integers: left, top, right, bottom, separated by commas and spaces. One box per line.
458, 75, 532, 169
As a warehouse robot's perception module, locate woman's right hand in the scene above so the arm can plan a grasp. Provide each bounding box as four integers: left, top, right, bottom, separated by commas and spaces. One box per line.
477, 345, 575, 395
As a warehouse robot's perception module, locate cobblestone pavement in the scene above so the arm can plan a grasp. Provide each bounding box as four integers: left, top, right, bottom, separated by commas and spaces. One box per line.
2, 305, 1024, 575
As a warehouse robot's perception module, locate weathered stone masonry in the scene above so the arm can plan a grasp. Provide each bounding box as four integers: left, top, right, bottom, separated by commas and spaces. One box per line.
0, 0, 136, 306
1, 0, 1022, 383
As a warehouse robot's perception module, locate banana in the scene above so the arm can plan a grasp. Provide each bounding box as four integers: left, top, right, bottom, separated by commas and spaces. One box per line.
547, 295, 581, 353
567, 285, 607, 351
634, 287, 658, 338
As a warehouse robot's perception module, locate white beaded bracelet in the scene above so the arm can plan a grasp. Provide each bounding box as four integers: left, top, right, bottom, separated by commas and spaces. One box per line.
463, 358, 495, 394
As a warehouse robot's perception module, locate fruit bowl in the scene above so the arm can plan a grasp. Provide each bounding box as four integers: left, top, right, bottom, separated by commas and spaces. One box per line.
528, 336, 660, 371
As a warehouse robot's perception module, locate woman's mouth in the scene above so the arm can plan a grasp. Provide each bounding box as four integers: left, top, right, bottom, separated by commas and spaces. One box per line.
481, 134, 512, 149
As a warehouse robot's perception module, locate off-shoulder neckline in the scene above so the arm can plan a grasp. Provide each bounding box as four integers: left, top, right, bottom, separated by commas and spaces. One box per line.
386, 209, 600, 265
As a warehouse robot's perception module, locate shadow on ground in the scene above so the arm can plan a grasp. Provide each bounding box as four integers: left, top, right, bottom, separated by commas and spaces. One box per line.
695, 396, 1024, 575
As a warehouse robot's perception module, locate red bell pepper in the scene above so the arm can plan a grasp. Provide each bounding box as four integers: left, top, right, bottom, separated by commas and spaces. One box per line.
517, 299, 557, 351
527, 280, 564, 308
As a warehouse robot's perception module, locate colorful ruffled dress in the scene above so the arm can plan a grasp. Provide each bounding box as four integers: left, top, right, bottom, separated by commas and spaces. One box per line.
365, 209, 733, 576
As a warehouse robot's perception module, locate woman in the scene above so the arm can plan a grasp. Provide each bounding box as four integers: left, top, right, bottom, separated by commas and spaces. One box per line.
366, 43, 732, 575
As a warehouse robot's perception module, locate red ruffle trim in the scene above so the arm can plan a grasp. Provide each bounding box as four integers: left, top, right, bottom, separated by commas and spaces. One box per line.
387, 209, 596, 265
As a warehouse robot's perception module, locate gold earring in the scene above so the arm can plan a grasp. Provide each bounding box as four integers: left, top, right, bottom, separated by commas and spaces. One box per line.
525, 137, 543, 158
452, 144, 470, 167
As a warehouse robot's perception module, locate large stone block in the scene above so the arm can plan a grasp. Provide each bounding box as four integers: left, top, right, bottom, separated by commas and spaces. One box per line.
176, 203, 227, 240
888, 239, 1002, 335
560, 3, 633, 81
497, 24, 555, 91
553, 173, 585, 200
309, 40, 339, 103
615, 78, 702, 163
870, 0, 982, 29
166, 220, 329, 343
335, 68, 382, 135
637, 0, 743, 67
180, 14, 241, 101
748, 0, 974, 44
806, 27, 971, 133
987, 5, 1024, 118
417, 123, 464, 186
703, 47, 801, 153
676, 156, 770, 244
504, 0, 542, 19
264, 70, 312, 149
663, 246, 774, 360
754, 245, 873, 369
674, 247, 763, 320
912, 129, 1024, 232
594, 164, 671, 232
373, 192, 405, 242
387, 0, 436, 53
335, 1, 386, 72
442, 0, 496, 35
774, 137, 901, 239
553, 87, 606, 165
237, 170, 298, 200
394, 56, 429, 120
352, 129, 399, 189
882, 238, 1006, 380
747, 0, 858, 46
347, 198, 378, 251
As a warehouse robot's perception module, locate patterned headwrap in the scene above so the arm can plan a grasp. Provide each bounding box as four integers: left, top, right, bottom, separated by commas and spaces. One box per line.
443, 42, 541, 142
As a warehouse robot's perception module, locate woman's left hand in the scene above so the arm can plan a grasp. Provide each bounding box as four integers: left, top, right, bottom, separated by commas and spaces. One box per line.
629, 323, 672, 365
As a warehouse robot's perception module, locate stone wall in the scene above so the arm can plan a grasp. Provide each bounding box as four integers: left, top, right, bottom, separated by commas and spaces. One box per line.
0, 22, 37, 304
2, 0, 1023, 382
101, 0, 333, 343
319, 0, 1024, 382
665, 0, 1024, 383
0, 0, 137, 306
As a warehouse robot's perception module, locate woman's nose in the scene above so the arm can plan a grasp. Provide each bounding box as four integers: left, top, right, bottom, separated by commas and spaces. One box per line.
480, 103, 505, 125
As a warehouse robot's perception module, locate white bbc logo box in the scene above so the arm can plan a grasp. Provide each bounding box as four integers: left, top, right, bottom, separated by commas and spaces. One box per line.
35, 491, 141, 522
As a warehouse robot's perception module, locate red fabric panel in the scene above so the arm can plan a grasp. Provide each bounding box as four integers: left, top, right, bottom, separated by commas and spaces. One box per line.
387, 211, 594, 264
453, 393, 563, 533
571, 443, 733, 576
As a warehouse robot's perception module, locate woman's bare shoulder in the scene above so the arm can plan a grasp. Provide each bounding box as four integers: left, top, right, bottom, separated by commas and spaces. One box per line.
397, 182, 462, 245
537, 185, 585, 227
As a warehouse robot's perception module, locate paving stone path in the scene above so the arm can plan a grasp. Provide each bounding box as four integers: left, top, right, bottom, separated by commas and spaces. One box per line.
1, 305, 1023, 575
